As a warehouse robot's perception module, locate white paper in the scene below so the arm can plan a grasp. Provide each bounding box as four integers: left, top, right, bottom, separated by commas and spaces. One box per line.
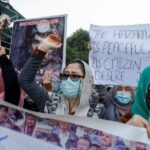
89, 24, 150, 86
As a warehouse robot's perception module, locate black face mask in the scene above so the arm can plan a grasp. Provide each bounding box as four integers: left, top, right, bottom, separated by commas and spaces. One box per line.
146, 84, 150, 110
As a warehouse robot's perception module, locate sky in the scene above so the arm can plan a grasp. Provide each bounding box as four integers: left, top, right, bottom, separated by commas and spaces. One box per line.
9, 0, 150, 36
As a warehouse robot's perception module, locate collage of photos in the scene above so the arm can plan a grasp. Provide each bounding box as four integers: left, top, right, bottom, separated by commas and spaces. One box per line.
0, 103, 149, 150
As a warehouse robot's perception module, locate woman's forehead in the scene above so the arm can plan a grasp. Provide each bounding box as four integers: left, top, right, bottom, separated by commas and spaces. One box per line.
65, 63, 83, 72
117, 85, 132, 91
118, 85, 130, 88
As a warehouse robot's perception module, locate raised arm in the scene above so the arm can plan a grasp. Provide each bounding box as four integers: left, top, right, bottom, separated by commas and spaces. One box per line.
19, 34, 62, 112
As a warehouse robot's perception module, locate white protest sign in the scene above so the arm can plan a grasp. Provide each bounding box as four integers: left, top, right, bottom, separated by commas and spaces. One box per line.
89, 24, 150, 86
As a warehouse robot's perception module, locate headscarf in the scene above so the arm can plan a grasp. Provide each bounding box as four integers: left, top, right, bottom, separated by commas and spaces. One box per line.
68, 59, 94, 116
102, 85, 135, 121
132, 66, 150, 120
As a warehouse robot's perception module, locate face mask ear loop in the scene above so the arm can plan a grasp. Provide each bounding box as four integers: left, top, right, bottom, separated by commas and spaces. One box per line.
69, 80, 82, 114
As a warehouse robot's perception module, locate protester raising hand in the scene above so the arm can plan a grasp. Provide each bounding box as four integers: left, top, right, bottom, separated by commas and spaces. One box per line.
19, 33, 95, 116
38, 34, 62, 52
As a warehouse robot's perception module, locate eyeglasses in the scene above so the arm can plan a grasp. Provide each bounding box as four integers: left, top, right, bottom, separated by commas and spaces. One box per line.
60, 73, 84, 82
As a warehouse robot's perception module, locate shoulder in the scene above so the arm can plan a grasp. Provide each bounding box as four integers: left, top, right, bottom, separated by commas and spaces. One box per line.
118, 111, 132, 123
139, 66, 150, 84
141, 66, 150, 76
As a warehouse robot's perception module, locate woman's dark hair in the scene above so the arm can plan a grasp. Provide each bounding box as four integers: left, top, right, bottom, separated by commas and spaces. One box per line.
65, 60, 85, 76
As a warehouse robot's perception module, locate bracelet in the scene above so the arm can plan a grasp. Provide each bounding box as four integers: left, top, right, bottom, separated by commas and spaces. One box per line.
31, 48, 46, 57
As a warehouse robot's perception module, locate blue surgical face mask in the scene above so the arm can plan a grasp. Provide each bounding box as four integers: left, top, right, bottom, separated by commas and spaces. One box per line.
60, 78, 82, 100
115, 91, 132, 104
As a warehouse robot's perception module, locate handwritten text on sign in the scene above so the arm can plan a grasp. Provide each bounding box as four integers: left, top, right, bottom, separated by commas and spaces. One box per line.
89, 24, 150, 86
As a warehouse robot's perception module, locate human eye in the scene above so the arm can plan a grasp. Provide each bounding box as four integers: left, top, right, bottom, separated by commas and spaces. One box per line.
117, 86, 123, 91
125, 86, 130, 91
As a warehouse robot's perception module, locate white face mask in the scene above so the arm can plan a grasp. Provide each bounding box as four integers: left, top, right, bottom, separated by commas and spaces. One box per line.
60, 78, 82, 100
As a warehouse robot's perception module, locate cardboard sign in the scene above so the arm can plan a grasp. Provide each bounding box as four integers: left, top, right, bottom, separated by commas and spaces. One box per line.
89, 24, 150, 86
10, 15, 67, 82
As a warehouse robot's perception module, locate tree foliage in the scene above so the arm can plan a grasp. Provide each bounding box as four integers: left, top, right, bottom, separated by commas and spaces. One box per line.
66, 28, 90, 64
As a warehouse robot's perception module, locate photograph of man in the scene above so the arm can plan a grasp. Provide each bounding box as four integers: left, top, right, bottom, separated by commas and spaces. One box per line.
21, 113, 37, 136
76, 136, 91, 150
99, 131, 113, 150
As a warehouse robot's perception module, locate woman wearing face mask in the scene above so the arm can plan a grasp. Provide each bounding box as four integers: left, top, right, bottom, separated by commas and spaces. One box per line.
18, 34, 96, 116
99, 85, 135, 121
118, 66, 150, 138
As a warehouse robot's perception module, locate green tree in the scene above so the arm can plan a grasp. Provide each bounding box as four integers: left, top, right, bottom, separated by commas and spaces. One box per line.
66, 28, 90, 64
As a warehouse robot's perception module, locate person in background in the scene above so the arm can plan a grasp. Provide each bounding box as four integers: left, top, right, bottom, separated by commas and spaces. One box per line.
0, 46, 20, 105
100, 85, 135, 121
89, 40, 150, 137
119, 66, 150, 138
